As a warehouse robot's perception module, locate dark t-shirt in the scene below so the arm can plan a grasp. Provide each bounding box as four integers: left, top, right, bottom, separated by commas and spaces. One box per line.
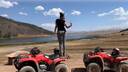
56, 19, 66, 32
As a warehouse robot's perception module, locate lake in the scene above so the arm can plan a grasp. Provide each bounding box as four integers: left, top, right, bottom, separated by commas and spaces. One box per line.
0, 33, 95, 45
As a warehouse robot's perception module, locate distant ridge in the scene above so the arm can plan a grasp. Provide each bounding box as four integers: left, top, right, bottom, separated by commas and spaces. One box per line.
120, 28, 128, 32
0, 16, 53, 38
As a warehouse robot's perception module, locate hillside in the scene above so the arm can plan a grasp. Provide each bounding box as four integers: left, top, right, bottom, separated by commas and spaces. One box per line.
99, 28, 128, 38
0, 16, 53, 38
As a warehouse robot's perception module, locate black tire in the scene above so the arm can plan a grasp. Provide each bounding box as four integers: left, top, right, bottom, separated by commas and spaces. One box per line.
14, 55, 20, 69
19, 66, 36, 72
86, 63, 101, 72
71, 68, 86, 72
55, 64, 68, 72
83, 52, 88, 67
118, 64, 128, 72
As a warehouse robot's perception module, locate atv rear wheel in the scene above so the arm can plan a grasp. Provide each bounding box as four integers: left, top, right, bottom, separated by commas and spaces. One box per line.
86, 63, 101, 72
55, 64, 68, 72
118, 64, 128, 72
19, 66, 36, 72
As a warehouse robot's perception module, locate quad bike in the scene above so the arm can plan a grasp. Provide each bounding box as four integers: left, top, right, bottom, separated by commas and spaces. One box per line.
14, 48, 68, 72
83, 48, 128, 72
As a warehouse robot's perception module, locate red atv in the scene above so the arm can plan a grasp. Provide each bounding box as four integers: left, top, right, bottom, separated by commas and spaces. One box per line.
14, 48, 68, 72
83, 48, 128, 72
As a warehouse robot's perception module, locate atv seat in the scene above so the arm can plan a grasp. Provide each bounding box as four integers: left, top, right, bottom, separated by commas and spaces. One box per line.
49, 54, 60, 60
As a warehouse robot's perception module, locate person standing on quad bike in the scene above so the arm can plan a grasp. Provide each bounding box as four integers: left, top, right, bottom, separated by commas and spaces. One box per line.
54, 12, 72, 56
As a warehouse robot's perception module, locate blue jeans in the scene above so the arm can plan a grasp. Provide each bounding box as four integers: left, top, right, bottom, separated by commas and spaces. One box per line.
57, 31, 65, 56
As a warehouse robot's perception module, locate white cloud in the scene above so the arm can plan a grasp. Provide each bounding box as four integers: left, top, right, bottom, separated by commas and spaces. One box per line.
19, 12, 28, 16
0, 14, 9, 18
41, 23, 55, 31
35, 5, 44, 11
0, 0, 18, 8
71, 10, 81, 16
97, 7, 128, 20
12, 2, 18, 5
97, 13, 108, 17
43, 8, 64, 17
97, 7, 128, 30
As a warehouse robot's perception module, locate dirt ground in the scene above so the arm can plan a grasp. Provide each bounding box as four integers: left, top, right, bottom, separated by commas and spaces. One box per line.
0, 37, 128, 72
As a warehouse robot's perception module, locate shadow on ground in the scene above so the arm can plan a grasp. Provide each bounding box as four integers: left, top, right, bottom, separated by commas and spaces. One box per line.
71, 68, 86, 72
71, 68, 115, 72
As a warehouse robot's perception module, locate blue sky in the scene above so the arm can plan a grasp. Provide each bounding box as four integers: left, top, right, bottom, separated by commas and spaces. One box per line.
0, 0, 128, 32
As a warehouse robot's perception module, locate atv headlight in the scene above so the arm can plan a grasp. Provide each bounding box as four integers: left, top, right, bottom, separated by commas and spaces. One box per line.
45, 55, 49, 58
44, 54, 49, 58
39, 64, 47, 70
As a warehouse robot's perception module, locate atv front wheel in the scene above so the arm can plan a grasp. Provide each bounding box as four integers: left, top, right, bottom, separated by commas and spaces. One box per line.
86, 63, 101, 72
55, 64, 68, 72
118, 64, 128, 72
83, 52, 88, 67
19, 66, 36, 72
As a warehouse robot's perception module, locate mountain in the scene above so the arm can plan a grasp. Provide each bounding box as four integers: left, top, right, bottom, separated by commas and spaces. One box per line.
68, 29, 121, 37
120, 28, 128, 32
0, 16, 53, 38
90, 28, 128, 38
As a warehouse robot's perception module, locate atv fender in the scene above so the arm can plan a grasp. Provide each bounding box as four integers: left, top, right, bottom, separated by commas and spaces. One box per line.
19, 58, 38, 64
54, 58, 65, 64
19, 59, 41, 72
